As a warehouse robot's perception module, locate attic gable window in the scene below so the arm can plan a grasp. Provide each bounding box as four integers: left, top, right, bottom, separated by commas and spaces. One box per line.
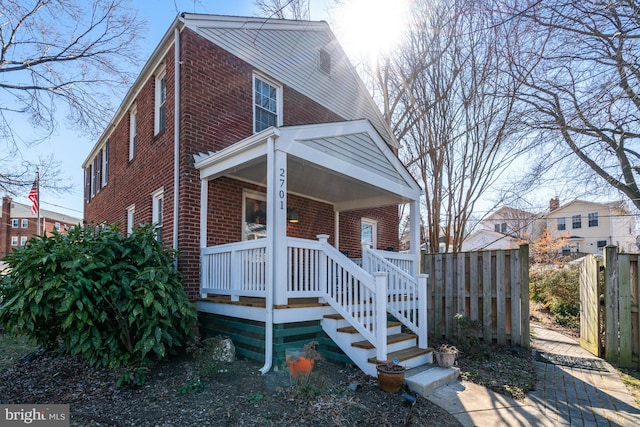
254, 74, 281, 133
319, 49, 331, 75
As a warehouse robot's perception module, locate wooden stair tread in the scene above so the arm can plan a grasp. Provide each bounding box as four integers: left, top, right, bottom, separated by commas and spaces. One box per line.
336, 321, 402, 334
368, 346, 434, 365
352, 333, 417, 349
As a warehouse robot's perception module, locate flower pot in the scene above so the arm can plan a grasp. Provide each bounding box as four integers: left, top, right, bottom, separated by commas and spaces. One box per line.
435, 351, 457, 368
376, 364, 406, 393
286, 348, 314, 377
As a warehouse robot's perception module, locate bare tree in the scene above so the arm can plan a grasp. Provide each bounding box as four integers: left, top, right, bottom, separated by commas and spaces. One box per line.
375, 0, 531, 252
502, 0, 640, 210
254, 0, 309, 20
0, 0, 145, 193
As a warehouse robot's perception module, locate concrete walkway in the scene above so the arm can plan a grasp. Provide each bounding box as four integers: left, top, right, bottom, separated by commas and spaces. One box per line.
424, 325, 640, 426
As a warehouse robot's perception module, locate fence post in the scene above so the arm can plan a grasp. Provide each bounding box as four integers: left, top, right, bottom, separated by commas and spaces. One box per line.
375, 272, 388, 362
317, 235, 329, 303
519, 244, 530, 349
605, 245, 619, 363
619, 254, 632, 366
418, 274, 428, 349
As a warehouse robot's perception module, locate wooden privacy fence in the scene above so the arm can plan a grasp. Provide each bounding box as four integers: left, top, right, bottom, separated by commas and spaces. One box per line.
422, 245, 530, 348
580, 247, 640, 368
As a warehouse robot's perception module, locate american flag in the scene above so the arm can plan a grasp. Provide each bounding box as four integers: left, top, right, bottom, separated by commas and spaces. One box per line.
28, 179, 38, 215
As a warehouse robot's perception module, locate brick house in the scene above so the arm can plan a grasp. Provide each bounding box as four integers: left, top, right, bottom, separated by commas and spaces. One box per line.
82, 14, 427, 375
0, 196, 82, 259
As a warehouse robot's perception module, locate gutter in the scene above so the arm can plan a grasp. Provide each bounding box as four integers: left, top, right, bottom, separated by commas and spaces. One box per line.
173, 27, 181, 252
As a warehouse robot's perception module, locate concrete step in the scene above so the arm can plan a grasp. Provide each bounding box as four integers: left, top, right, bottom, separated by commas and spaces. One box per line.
405, 364, 460, 396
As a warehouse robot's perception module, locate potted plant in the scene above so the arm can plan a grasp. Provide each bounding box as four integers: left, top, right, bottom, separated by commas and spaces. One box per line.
285, 341, 321, 378
435, 343, 458, 368
376, 358, 406, 393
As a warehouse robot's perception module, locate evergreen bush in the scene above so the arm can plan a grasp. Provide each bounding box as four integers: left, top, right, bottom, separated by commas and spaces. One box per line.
0, 224, 197, 381
530, 264, 580, 319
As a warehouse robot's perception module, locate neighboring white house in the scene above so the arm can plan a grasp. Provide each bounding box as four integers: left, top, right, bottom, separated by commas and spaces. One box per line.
462, 206, 544, 252
546, 198, 637, 255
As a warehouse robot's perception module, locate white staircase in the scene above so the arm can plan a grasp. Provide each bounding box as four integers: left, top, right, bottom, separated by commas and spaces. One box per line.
321, 313, 433, 377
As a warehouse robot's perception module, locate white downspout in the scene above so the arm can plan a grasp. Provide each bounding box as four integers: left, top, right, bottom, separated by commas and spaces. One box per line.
172, 28, 181, 252
260, 135, 276, 374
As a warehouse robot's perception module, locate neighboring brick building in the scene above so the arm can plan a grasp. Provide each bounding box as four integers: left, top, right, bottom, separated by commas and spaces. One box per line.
0, 196, 82, 259
83, 14, 422, 300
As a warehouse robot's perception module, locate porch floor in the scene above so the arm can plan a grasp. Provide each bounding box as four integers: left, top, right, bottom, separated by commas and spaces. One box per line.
199, 295, 330, 309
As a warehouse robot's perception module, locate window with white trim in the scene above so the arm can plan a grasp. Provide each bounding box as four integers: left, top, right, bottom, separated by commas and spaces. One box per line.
20, 236, 27, 246
557, 217, 566, 231
243, 190, 267, 240
361, 218, 378, 249
155, 70, 167, 135
102, 140, 109, 187
253, 74, 281, 133
11, 219, 18, 228
572, 214, 582, 229
151, 189, 164, 242
11, 236, 18, 246
54, 222, 61, 231
588, 212, 598, 227
126, 204, 135, 236
129, 108, 137, 160
21, 219, 28, 228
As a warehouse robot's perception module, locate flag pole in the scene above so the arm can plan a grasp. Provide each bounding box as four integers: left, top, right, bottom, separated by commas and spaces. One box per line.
36, 169, 40, 235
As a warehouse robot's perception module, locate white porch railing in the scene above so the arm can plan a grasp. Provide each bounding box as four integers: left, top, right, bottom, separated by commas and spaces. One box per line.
363, 245, 428, 349
201, 240, 268, 300
200, 236, 427, 361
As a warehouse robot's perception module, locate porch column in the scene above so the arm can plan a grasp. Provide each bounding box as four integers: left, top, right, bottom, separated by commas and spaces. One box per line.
269, 146, 289, 306
409, 199, 421, 276
199, 178, 208, 298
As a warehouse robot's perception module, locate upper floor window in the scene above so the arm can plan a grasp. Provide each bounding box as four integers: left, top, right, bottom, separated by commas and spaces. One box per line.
494, 223, 507, 233
21, 219, 28, 228
152, 188, 164, 242
54, 222, 61, 231
557, 217, 566, 231
11, 219, 19, 228
155, 71, 166, 135
572, 214, 582, 229
129, 108, 137, 160
588, 212, 598, 227
319, 49, 331, 75
103, 140, 109, 187
254, 75, 281, 133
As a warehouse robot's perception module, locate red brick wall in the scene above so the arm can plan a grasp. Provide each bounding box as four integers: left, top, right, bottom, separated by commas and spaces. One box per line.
339, 206, 400, 258
84, 27, 399, 299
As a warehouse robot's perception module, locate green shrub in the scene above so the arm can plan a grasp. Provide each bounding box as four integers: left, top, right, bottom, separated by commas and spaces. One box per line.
0, 224, 197, 379
529, 264, 580, 318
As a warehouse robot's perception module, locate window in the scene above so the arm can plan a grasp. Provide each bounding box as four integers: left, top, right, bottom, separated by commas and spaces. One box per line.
155, 71, 166, 135
21, 219, 28, 228
102, 140, 109, 187
91, 156, 98, 197
572, 215, 582, 229
151, 189, 164, 242
11, 236, 18, 246
597, 240, 607, 254
54, 222, 60, 231
557, 217, 566, 231
494, 222, 507, 233
11, 219, 19, 228
129, 108, 137, 160
254, 75, 281, 133
243, 191, 267, 240
588, 212, 598, 227
20, 236, 27, 246
361, 218, 378, 249
126, 205, 135, 236
319, 49, 331, 75
96, 149, 103, 192
85, 165, 92, 203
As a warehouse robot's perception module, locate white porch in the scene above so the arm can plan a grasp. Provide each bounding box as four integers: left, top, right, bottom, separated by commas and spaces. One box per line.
194, 120, 428, 376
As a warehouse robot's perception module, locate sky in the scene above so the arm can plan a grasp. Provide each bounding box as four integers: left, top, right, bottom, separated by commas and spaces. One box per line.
14, 0, 341, 218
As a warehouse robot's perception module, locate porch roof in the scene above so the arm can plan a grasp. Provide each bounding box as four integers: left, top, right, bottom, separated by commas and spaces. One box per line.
194, 120, 421, 211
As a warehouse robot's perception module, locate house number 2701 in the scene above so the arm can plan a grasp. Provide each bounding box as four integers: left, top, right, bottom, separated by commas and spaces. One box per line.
279, 167, 286, 210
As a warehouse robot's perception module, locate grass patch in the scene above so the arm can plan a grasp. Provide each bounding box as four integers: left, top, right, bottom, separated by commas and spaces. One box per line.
0, 332, 37, 373
617, 367, 640, 407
